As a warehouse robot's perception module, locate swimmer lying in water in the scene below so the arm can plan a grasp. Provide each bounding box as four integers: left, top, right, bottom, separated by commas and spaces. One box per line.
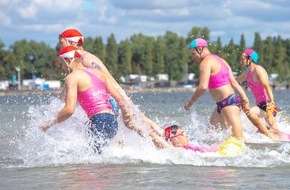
164, 125, 220, 153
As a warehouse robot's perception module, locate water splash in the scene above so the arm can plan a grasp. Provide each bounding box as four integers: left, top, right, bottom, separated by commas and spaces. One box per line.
5, 96, 290, 168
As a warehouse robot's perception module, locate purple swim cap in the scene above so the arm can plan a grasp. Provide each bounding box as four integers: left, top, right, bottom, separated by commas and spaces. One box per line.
189, 38, 208, 49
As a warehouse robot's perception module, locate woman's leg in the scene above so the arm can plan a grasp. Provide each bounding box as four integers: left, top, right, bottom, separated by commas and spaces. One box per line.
221, 106, 243, 139
210, 108, 227, 129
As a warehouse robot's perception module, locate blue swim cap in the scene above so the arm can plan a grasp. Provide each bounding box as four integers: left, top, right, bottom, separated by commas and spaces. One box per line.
244, 49, 259, 63
189, 38, 208, 49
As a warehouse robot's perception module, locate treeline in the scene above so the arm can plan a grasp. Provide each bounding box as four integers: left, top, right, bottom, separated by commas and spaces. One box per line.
0, 27, 289, 82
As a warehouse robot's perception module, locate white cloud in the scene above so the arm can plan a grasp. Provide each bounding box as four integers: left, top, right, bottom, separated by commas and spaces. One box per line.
0, 12, 12, 26
0, 0, 290, 48
18, 4, 38, 19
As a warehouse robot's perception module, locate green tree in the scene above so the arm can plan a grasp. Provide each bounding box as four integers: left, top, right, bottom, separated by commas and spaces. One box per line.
211, 36, 223, 55
118, 39, 132, 75
263, 37, 275, 72
164, 31, 182, 80
284, 39, 290, 80
10, 40, 26, 79
144, 36, 154, 75
223, 38, 240, 72
178, 38, 189, 82
106, 34, 118, 76
200, 27, 210, 41
83, 37, 94, 54
154, 36, 165, 74
10, 40, 56, 80
253, 32, 264, 63
240, 34, 246, 52
273, 36, 287, 80
94, 37, 106, 62
0, 40, 16, 80
130, 33, 145, 74
187, 26, 201, 43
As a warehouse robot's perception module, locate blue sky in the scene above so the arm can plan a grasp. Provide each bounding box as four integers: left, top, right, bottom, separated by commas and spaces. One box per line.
1, 0, 290, 48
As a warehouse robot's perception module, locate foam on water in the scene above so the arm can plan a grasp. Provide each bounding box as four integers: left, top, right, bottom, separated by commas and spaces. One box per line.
8, 96, 290, 168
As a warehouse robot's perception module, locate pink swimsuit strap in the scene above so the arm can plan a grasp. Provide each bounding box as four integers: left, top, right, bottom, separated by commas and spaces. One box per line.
208, 55, 230, 89
81, 51, 88, 58
77, 68, 112, 118
246, 65, 269, 104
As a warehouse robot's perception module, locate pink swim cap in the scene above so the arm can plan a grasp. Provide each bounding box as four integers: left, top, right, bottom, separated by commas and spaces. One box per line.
244, 48, 259, 63
60, 29, 84, 44
189, 38, 208, 49
58, 45, 82, 58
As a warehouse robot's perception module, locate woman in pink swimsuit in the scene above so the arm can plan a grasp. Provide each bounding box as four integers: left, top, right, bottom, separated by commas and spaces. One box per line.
40, 46, 128, 153
184, 38, 250, 140
236, 49, 288, 140
58, 28, 171, 149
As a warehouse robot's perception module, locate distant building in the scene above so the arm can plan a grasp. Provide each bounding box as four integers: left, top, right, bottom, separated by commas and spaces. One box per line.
0, 81, 9, 90
22, 78, 61, 90
156, 74, 169, 81
155, 74, 170, 87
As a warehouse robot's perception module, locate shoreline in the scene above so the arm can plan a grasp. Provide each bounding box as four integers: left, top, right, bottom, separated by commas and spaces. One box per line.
1, 84, 289, 97
0, 87, 196, 97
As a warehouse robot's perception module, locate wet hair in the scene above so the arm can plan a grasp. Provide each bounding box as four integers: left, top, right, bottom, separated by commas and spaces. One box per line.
170, 125, 180, 135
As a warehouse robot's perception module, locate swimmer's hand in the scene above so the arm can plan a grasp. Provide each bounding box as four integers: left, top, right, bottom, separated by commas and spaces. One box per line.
266, 102, 278, 118
39, 118, 57, 132
39, 123, 50, 132
241, 98, 251, 116
268, 133, 282, 141
121, 112, 145, 136
184, 101, 192, 110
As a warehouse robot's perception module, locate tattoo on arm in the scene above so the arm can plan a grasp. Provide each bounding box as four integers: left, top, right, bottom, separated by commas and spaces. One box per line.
91, 61, 102, 70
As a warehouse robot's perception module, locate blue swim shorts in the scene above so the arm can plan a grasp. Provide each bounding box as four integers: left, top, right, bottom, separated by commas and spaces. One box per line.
89, 113, 118, 153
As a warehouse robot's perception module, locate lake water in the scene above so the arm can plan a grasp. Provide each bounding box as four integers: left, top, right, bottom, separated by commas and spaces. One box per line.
1, 90, 290, 190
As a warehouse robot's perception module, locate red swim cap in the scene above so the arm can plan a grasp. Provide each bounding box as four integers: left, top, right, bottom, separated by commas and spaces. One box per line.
164, 126, 171, 141
60, 29, 84, 44
58, 45, 82, 58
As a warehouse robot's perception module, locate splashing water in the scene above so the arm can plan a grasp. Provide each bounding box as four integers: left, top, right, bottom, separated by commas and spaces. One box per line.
3, 93, 290, 169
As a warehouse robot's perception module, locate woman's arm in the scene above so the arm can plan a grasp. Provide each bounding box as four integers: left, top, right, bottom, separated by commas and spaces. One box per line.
40, 75, 78, 132
235, 71, 247, 84
184, 61, 210, 110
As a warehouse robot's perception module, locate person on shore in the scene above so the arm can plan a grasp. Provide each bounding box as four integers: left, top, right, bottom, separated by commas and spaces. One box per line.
58, 28, 170, 149
40, 46, 126, 153
236, 49, 287, 140
184, 38, 251, 141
